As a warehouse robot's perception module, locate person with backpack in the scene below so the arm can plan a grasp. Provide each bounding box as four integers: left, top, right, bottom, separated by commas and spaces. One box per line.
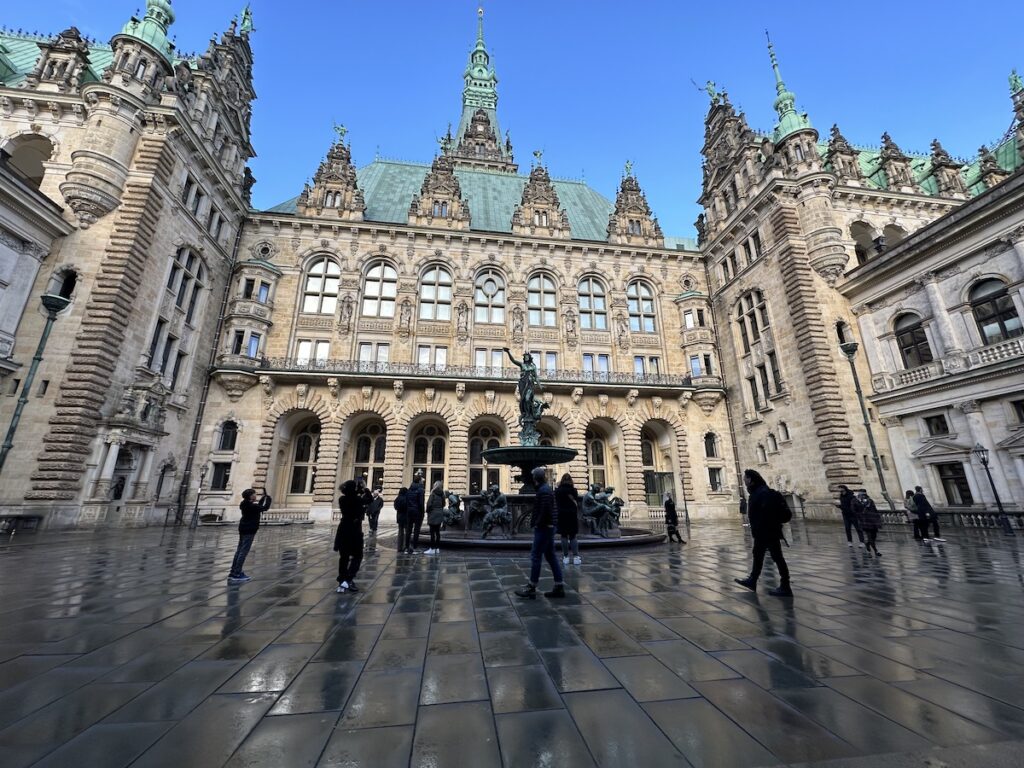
555, 473, 582, 566
735, 469, 793, 597
836, 485, 865, 548
228, 487, 272, 584
394, 486, 410, 552
664, 492, 686, 544
334, 480, 365, 593
904, 489, 925, 540
856, 490, 883, 556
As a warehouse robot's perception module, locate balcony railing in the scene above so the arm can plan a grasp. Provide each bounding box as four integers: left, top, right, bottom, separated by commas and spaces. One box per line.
877, 337, 1024, 392
250, 357, 700, 388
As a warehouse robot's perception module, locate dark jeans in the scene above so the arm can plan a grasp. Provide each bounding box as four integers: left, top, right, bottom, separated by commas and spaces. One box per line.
368, 512, 380, 533
913, 518, 927, 539
429, 523, 441, 548
560, 534, 579, 558
229, 533, 255, 577
529, 526, 563, 584
397, 520, 412, 551
929, 516, 941, 538
337, 531, 363, 583
411, 514, 424, 549
667, 524, 684, 542
749, 537, 790, 585
864, 526, 879, 550
842, 512, 864, 543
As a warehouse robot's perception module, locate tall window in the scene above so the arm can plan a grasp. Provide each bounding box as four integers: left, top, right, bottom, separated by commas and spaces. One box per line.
779, 422, 790, 441
474, 348, 505, 373
218, 421, 238, 452
353, 422, 386, 490
362, 261, 398, 318
528, 273, 558, 327
474, 269, 506, 324
627, 280, 657, 333
736, 290, 769, 354
970, 279, 1021, 345
704, 433, 718, 458
583, 353, 610, 381
419, 265, 453, 320
288, 421, 320, 495
412, 423, 447, 486
578, 277, 608, 330
586, 426, 610, 487
936, 462, 973, 506
296, 339, 330, 366
417, 344, 448, 369
358, 342, 390, 369
302, 258, 340, 314
894, 313, 934, 368
708, 467, 724, 492
468, 425, 501, 493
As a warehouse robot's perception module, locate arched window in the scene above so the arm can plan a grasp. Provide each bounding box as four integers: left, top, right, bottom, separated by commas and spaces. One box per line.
419, 265, 453, 321
735, 290, 769, 353
353, 422, 387, 490
302, 257, 340, 314
971, 279, 1022, 345
218, 421, 238, 452
757, 444, 767, 463
779, 422, 790, 442
850, 221, 875, 265
894, 313, 934, 369
627, 280, 657, 332
166, 248, 205, 323
468, 424, 501, 493
883, 224, 907, 248
288, 421, 320, 495
578, 277, 607, 330
767, 433, 778, 452
7, 134, 54, 189
528, 273, 558, 327
412, 423, 447, 486
586, 426, 609, 487
704, 433, 718, 458
362, 261, 398, 318
474, 269, 506, 324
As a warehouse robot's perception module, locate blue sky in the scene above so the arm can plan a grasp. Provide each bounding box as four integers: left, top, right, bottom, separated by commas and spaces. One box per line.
17, 1, 1024, 237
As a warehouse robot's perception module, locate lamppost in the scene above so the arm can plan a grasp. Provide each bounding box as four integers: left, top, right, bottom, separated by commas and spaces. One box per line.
971, 443, 1014, 535
0, 293, 71, 476
839, 341, 896, 512
188, 464, 209, 530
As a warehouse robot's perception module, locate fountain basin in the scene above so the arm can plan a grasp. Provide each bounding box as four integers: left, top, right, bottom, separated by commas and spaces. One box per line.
482, 445, 578, 493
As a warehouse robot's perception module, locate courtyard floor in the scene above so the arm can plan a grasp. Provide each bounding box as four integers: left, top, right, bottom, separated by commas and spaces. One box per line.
1, 520, 1023, 767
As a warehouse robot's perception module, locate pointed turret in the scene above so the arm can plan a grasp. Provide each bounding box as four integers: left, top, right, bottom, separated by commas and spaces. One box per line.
878, 132, 918, 192
928, 139, 966, 198
113, 0, 176, 65
607, 163, 664, 246
408, 152, 472, 229
297, 129, 366, 220
511, 154, 570, 238
766, 34, 811, 144
825, 124, 863, 183
449, 7, 517, 173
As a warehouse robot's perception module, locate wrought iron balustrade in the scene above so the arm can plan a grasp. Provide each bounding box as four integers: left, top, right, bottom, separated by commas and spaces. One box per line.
253, 357, 698, 388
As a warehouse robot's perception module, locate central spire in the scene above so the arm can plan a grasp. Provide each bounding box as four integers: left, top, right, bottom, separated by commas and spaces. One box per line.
766, 32, 812, 143
449, 7, 517, 173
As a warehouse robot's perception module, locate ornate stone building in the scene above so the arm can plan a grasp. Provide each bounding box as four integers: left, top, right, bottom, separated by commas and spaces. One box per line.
700, 42, 1023, 515
0, 5, 1020, 528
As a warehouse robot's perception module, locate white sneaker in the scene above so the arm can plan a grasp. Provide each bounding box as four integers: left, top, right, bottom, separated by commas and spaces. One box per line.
847, 542, 853, 547
932, 537, 946, 542
573, 556, 582, 565
563, 557, 570, 565
336, 582, 348, 593
858, 542, 865, 548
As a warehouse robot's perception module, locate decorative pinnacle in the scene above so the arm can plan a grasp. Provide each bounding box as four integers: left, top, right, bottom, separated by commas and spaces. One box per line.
477, 6, 485, 45
623, 159, 633, 178
532, 149, 543, 166
766, 30, 785, 95
332, 123, 348, 143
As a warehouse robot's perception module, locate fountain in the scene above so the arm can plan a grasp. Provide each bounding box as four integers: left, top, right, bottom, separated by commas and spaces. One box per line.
439, 348, 664, 548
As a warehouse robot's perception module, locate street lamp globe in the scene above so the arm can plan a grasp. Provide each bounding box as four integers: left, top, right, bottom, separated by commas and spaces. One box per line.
972, 443, 989, 465
839, 341, 859, 360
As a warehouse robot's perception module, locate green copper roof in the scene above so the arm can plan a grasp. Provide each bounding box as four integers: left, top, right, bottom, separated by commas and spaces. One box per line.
267, 159, 620, 242
767, 37, 812, 143
0, 31, 113, 86
115, 0, 176, 64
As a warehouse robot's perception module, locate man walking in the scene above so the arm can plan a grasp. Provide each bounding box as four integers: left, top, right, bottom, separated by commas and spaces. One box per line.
735, 469, 793, 597
516, 467, 566, 599
836, 485, 865, 548
913, 486, 945, 542
334, 480, 365, 593
366, 487, 384, 535
228, 487, 272, 584
406, 472, 426, 553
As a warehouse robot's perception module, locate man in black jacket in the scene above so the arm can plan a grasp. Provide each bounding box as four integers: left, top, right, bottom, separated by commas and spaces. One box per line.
366, 487, 384, 535
334, 480, 365, 593
516, 467, 565, 599
406, 473, 426, 553
735, 469, 792, 597
836, 485, 865, 548
913, 486, 945, 542
228, 488, 272, 584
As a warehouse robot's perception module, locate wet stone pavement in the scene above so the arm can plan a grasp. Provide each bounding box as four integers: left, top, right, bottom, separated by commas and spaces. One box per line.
1, 521, 1024, 767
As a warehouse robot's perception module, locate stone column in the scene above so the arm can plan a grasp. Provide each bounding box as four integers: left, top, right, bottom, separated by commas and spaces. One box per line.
131, 448, 155, 500
957, 400, 1013, 506
620, 421, 645, 518
879, 416, 915, 498
92, 439, 122, 499
919, 273, 963, 357
447, 421, 470, 497
1014, 456, 1024, 501
310, 419, 341, 522
382, 423, 408, 498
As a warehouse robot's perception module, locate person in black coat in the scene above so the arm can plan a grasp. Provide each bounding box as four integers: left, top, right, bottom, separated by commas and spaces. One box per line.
334, 480, 365, 593
516, 467, 565, 599
735, 469, 793, 597
555, 473, 581, 566
366, 488, 384, 535
394, 487, 410, 553
406, 474, 426, 552
228, 487, 272, 583
914, 486, 945, 542
664, 492, 686, 544
836, 485, 865, 548
856, 490, 883, 556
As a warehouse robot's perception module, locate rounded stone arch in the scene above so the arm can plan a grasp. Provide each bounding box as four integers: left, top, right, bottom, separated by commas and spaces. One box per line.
464, 413, 512, 494
888, 308, 926, 334
211, 413, 243, 453
359, 252, 400, 276
1, 130, 58, 188
399, 402, 457, 488
297, 246, 343, 270
729, 284, 770, 313
253, 392, 334, 493
621, 269, 665, 294
960, 272, 1013, 305
462, 398, 518, 437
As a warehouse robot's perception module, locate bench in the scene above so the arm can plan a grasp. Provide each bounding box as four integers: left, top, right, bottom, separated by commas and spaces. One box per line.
0, 514, 43, 535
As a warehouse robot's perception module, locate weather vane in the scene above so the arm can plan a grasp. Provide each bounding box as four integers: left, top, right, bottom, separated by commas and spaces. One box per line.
532, 149, 543, 165
623, 159, 633, 177
333, 123, 348, 143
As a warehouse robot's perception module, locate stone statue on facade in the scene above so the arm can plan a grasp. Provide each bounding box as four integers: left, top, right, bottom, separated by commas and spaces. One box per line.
338, 294, 354, 334
511, 304, 525, 339
582, 483, 623, 536
456, 301, 469, 337
399, 298, 412, 337
1011, 68, 1023, 95
503, 347, 549, 446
